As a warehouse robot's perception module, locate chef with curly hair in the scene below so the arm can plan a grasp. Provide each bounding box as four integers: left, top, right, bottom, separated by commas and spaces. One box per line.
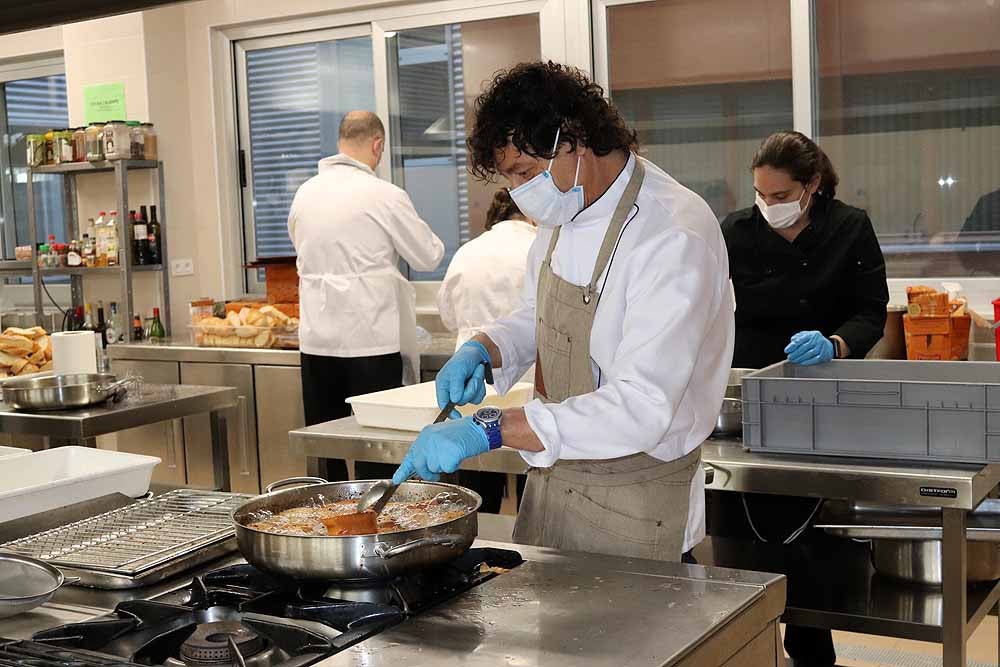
392, 62, 734, 561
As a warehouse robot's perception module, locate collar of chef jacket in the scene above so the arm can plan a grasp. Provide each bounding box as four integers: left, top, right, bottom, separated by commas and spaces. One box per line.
566, 152, 637, 228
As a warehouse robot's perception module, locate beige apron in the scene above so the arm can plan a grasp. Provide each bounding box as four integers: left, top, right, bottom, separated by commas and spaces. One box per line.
512, 158, 701, 562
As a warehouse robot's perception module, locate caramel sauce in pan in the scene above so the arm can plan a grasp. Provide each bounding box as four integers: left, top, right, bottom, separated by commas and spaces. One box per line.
247, 492, 470, 536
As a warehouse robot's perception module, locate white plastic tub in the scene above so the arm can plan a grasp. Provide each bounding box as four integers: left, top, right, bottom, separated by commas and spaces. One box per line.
0, 447, 30, 460
348, 381, 534, 432
0, 447, 160, 523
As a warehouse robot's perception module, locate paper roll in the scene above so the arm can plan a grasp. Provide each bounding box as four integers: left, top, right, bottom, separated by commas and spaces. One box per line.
51, 331, 98, 375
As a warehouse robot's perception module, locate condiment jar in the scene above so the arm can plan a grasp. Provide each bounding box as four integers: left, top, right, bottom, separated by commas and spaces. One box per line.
102, 121, 130, 160
44, 130, 55, 164
55, 130, 74, 164
72, 127, 87, 162
85, 124, 104, 161
127, 121, 144, 159
142, 123, 158, 161
26, 134, 45, 167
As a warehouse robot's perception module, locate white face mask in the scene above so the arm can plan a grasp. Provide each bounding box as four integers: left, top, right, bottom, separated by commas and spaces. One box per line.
508, 128, 584, 229
755, 187, 811, 230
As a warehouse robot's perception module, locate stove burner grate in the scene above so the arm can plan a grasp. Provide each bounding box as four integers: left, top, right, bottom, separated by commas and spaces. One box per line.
179, 621, 266, 664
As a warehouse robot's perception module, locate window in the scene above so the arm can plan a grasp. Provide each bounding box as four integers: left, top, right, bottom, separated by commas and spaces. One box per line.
236, 32, 375, 286
386, 14, 541, 279
603, 0, 793, 220
0, 72, 68, 261
814, 0, 1000, 277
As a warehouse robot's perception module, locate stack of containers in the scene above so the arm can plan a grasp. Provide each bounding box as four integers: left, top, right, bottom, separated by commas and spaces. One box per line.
902, 285, 971, 360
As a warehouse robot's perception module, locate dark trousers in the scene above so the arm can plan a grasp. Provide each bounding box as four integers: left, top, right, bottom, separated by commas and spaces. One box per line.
300, 351, 402, 482
708, 491, 836, 667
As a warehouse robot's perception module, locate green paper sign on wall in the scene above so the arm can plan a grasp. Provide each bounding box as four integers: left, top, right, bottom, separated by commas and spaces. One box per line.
83, 82, 127, 124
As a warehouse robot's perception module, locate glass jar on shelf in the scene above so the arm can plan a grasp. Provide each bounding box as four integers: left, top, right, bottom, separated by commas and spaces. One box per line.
142, 123, 158, 160
26, 134, 45, 167
72, 127, 87, 162
43, 129, 55, 164
102, 121, 130, 160
55, 130, 74, 164
85, 124, 104, 161
127, 121, 144, 159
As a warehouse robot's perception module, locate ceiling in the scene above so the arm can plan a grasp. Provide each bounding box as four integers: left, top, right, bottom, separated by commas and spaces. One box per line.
0, 0, 187, 35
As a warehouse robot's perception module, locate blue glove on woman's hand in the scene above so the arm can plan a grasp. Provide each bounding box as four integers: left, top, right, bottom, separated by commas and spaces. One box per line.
784, 330, 835, 365
392, 417, 490, 484
435, 341, 491, 410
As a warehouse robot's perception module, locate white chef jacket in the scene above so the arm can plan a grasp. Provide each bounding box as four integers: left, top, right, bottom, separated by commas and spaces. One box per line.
288, 154, 444, 381
482, 153, 735, 551
438, 219, 537, 349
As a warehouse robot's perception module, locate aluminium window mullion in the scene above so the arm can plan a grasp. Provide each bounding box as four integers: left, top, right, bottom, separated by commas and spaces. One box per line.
0, 86, 16, 261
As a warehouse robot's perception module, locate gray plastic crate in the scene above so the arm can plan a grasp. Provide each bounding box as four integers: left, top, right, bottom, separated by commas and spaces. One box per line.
742, 360, 1000, 464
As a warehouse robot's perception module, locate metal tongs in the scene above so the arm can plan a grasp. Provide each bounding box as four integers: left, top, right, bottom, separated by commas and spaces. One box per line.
355, 400, 456, 516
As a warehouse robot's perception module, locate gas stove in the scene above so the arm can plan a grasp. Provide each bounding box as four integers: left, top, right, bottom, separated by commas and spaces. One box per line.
2, 547, 522, 667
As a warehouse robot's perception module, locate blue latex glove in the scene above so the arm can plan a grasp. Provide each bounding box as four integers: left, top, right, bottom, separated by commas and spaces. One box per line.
435, 341, 491, 411
392, 417, 490, 484
784, 330, 835, 366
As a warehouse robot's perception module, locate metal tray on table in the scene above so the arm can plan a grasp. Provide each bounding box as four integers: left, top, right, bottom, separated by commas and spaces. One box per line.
0, 489, 251, 589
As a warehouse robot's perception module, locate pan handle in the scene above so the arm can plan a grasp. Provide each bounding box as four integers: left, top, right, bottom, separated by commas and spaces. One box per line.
60, 576, 81, 587
265, 477, 328, 494
370, 534, 466, 560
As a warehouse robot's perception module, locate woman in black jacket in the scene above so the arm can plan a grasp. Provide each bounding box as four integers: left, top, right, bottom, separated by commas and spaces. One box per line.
716, 131, 889, 667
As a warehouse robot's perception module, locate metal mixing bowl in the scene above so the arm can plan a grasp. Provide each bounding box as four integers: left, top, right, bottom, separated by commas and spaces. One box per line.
870, 540, 1000, 585
713, 369, 756, 436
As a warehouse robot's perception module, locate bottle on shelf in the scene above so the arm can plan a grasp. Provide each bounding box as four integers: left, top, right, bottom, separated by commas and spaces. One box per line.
105, 210, 119, 267
132, 314, 144, 341
147, 205, 162, 265
131, 209, 149, 265
106, 302, 120, 345
93, 212, 107, 267
150, 307, 166, 340
95, 302, 108, 371
82, 304, 96, 332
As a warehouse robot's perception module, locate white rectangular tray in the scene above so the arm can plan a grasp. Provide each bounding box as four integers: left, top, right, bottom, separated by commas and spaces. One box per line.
348, 381, 534, 432
0, 446, 30, 460
0, 446, 160, 523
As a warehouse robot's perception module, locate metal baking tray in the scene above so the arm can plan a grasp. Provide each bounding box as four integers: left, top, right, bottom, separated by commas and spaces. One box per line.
0, 489, 251, 588
816, 499, 1000, 542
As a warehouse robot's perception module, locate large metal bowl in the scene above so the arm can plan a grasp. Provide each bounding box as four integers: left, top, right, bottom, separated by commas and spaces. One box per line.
232, 477, 481, 582
870, 539, 1000, 585
0, 553, 78, 618
0, 373, 128, 411
713, 369, 756, 436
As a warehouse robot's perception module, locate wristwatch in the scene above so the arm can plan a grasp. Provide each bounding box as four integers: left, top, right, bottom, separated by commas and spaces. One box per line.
473, 406, 503, 450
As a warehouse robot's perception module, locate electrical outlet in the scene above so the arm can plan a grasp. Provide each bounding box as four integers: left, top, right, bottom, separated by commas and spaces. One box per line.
171, 258, 194, 276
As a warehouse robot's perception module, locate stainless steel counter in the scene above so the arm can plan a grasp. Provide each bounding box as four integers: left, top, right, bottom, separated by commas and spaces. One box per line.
289, 419, 1000, 666
0, 383, 236, 439
0, 540, 786, 667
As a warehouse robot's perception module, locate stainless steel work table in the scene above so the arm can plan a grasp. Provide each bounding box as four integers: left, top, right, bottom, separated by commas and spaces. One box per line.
290, 420, 1000, 665
0, 383, 238, 490
1, 539, 786, 666
704, 437, 1000, 667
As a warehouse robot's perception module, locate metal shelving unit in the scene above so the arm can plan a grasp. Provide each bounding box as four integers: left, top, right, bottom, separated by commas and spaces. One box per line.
10, 159, 171, 341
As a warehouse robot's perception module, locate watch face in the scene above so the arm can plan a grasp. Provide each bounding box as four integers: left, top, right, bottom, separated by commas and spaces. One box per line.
475, 406, 502, 423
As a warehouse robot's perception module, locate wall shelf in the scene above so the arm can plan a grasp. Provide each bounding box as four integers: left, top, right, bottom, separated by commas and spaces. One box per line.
24, 160, 171, 340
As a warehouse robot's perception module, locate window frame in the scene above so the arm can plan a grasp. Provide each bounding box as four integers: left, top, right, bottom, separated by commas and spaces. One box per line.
0, 56, 64, 261
221, 0, 579, 295
234, 25, 374, 292
0, 57, 70, 308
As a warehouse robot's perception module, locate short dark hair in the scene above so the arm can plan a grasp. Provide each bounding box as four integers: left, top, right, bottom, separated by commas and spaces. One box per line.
467, 61, 638, 182
751, 131, 839, 198
484, 190, 524, 230
339, 111, 385, 143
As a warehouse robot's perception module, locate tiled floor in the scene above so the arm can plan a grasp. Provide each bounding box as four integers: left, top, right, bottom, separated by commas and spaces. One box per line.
778, 620, 999, 666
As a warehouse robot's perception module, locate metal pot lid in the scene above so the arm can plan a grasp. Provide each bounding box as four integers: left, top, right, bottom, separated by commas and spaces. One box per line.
0, 553, 64, 599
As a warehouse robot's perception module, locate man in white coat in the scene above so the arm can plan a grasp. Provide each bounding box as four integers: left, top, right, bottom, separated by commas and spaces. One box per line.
288, 111, 444, 481
392, 63, 734, 562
